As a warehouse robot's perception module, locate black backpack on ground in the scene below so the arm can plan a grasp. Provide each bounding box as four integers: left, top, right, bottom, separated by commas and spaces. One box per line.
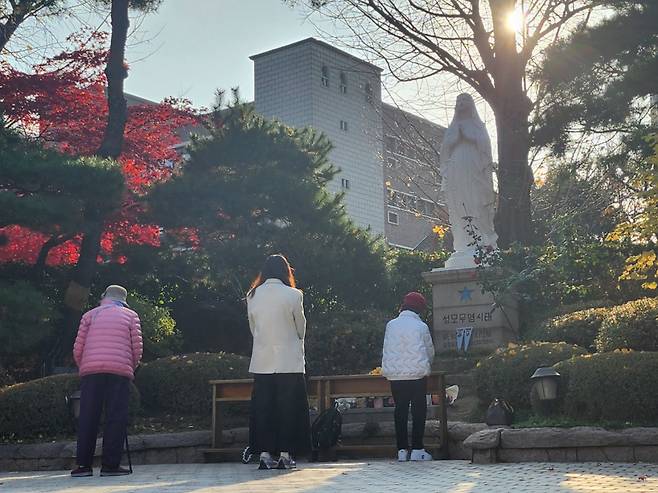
485, 398, 514, 426
311, 402, 343, 451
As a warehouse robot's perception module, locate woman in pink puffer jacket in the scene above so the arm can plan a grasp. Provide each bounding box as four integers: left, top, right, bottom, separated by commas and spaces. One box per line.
71, 285, 143, 478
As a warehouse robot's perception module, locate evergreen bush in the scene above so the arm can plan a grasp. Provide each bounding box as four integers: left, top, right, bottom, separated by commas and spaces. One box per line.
527, 307, 608, 350
555, 351, 658, 423
0, 374, 140, 440
595, 298, 658, 352
135, 352, 249, 415
475, 341, 586, 410
305, 309, 389, 376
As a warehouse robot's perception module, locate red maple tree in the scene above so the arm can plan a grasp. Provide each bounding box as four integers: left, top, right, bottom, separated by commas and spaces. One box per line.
0, 32, 198, 266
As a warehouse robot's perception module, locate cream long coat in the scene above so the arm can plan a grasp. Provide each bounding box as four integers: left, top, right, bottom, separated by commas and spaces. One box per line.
247, 279, 307, 374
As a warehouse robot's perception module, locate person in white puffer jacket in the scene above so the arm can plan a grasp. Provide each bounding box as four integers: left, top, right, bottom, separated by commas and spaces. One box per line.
382, 291, 435, 462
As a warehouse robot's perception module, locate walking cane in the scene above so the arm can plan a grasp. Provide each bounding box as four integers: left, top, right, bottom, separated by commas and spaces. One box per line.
125, 433, 133, 473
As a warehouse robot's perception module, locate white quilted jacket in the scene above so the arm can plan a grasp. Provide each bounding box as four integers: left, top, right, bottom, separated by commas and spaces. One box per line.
382, 310, 435, 380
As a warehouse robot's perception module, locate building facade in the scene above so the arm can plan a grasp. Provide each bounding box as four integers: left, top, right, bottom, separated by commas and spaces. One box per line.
382, 103, 446, 250
251, 38, 386, 236
251, 38, 447, 250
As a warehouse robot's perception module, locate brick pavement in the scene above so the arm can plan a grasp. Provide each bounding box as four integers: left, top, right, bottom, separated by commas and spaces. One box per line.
1, 461, 657, 493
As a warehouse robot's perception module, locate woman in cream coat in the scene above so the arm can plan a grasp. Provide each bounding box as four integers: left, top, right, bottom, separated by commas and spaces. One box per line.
247, 254, 310, 470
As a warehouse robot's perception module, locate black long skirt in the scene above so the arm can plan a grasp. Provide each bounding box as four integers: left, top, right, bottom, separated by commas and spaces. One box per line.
249, 373, 311, 456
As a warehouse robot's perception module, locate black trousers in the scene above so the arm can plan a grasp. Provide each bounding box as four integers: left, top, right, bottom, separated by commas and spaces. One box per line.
250, 373, 310, 455
390, 377, 428, 450
76, 373, 130, 468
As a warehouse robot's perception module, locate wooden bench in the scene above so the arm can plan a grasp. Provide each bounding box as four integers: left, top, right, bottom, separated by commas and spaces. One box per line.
205, 372, 448, 460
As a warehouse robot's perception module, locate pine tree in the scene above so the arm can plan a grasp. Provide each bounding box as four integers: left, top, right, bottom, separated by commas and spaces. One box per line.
534, 0, 658, 292
149, 97, 388, 311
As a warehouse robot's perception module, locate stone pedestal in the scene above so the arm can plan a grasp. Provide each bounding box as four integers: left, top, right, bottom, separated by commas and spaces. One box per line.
422, 267, 519, 353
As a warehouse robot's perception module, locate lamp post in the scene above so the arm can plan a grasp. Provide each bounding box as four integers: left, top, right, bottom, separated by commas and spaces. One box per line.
531, 367, 561, 401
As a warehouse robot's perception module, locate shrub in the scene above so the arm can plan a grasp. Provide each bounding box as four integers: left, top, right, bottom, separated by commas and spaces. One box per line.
0, 365, 14, 388
595, 298, 658, 352
0, 374, 140, 440
135, 352, 250, 415
527, 307, 608, 350
305, 309, 389, 376
127, 293, 181, 360
555, 351, 658, 423
0, 281, 56, 356
475, 342, 586, 410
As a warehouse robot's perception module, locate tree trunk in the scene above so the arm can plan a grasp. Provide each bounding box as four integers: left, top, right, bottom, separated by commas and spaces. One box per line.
489, 0, 534, 247
33, 233, 75, 280
494, 104, 533, 247
52, 0, 130, 368
0, 6, 27, 53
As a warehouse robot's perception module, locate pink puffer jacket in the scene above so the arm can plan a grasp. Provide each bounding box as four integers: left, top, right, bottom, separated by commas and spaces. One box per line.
73, 299, 143, 380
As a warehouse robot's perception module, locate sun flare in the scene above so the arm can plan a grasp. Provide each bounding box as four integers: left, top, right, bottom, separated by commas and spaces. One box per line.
507, 8, 525, 33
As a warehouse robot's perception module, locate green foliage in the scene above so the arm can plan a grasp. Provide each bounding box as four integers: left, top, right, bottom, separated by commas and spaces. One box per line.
0, 374, 140, 440
555, 351, 658, 423
475, 342, 586, 410
135, 352, 250, 415
477, 238, 644, 337
532, 163, 621, 244
608, 136, 658, 291
384, 249, 448, 310
146, 98, 389, 353
595, 297, 658, 352
0, 280, 56, 355
127, 293, 180, 360
0, 131, 125, 234
527, 307, 609, 350
534, 1, 658, 154
305, 310, 389, 376
149, 99, 388, 310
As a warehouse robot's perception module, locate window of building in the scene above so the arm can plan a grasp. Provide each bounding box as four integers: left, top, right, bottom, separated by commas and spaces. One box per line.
321, 65, 329, 87
365, 82, 373, 104
340, 72, 347, 94
341, 178, 351, 189
387, 211, 399, 225
387, 187, 440, 219
340, 120, 348, 131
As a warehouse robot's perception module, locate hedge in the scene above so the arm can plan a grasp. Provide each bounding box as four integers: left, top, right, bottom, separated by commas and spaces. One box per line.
0, 374, 140, 440
475, 342, 586, 410
0, 365, 14, 388
305, 309, 388, 376
555, 351, 658, 423
135, 352, 250, 415
527, 307, 608, 350
595, 298, 658, 352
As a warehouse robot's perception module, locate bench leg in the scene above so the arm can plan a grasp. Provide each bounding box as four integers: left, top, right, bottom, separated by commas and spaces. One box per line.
211, 387, 223, 448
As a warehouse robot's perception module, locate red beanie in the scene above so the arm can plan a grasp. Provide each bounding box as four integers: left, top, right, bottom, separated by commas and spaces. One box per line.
402, 292, 427, 313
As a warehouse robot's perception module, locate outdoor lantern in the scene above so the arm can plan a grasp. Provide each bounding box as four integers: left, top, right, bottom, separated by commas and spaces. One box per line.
530, 367, 561, 401
66, 390, 81, 420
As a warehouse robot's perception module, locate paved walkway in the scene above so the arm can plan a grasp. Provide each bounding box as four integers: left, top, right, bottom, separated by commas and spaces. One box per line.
1, 461, 657, 492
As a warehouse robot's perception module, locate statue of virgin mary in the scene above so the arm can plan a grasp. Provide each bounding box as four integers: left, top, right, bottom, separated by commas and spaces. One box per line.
440, 93, 498, 269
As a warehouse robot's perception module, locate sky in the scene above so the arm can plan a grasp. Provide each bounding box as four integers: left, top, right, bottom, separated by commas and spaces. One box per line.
7, 0, 498, 134
122, 1, 318, 108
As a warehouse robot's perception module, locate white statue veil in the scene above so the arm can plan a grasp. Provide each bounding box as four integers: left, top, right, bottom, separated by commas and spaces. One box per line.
440, 93, 492, 173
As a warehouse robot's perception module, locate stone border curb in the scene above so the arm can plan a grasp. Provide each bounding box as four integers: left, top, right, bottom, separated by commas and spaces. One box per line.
463, 426, 658, 464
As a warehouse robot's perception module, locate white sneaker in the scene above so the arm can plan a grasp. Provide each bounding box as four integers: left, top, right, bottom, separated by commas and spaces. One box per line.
410, 449, 433, 461
397, 449, 409, 461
